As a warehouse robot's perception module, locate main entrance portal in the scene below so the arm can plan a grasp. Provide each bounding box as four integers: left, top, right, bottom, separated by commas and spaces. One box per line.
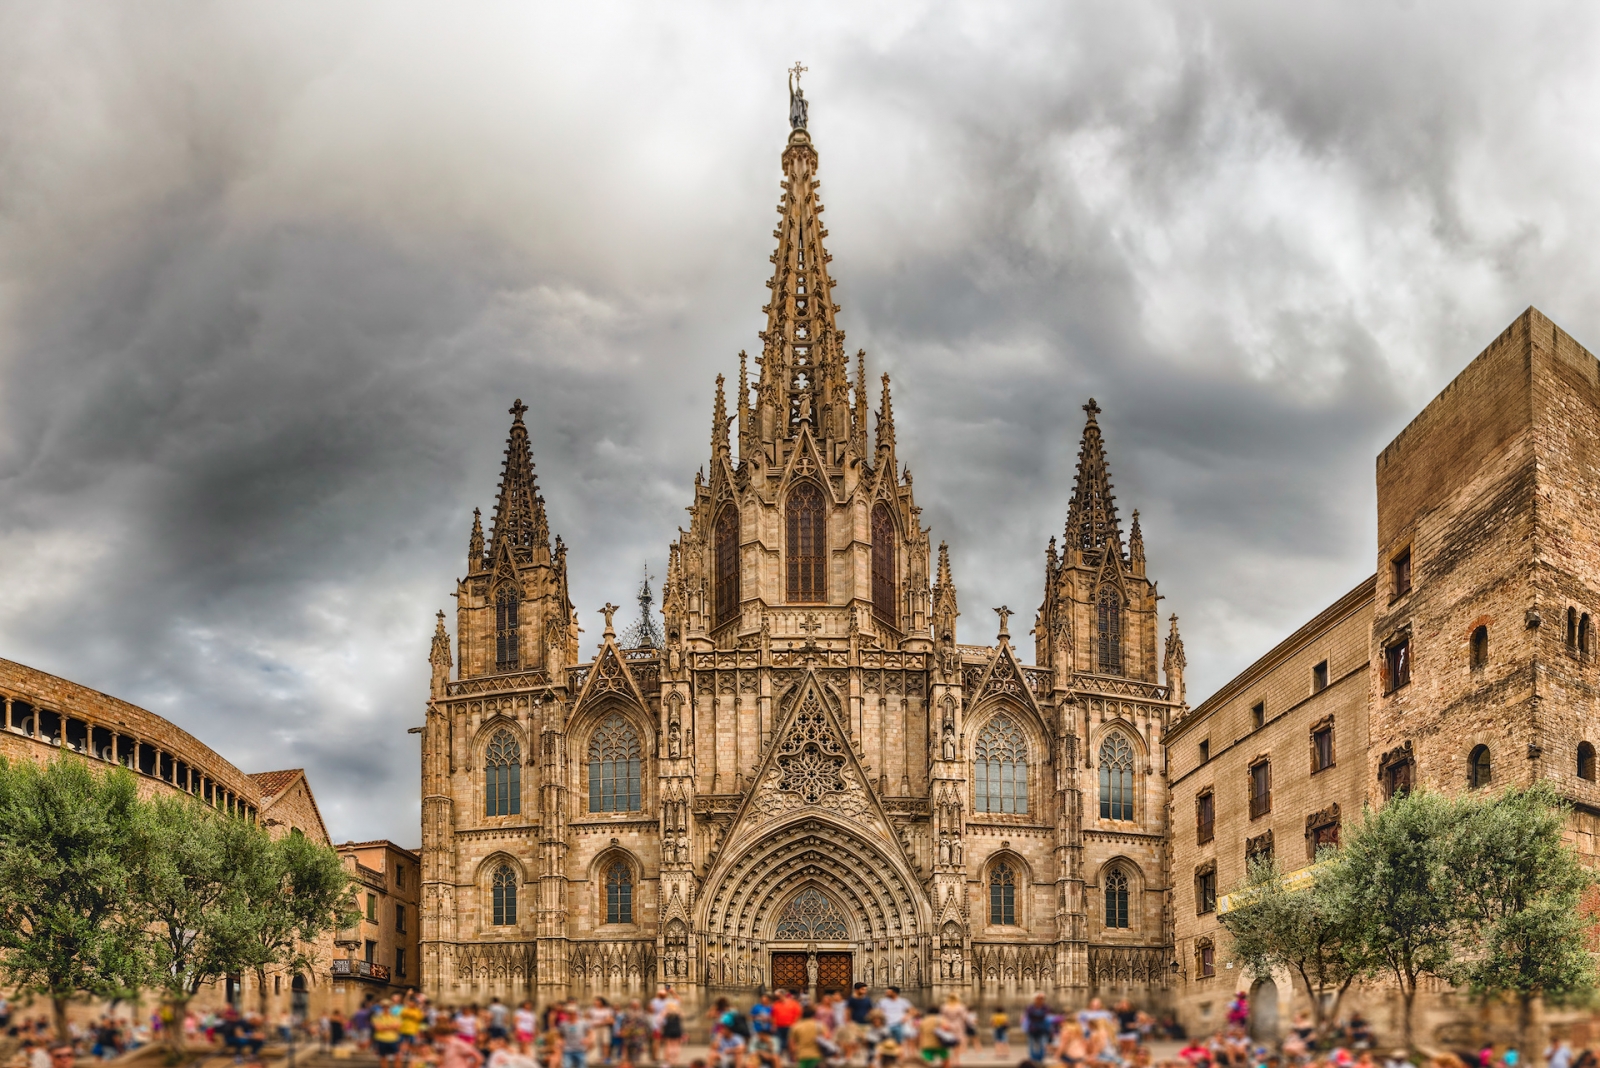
771, 952, 853, 997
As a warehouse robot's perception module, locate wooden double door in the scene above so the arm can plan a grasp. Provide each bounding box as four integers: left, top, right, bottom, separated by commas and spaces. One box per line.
770, 951, 852, 995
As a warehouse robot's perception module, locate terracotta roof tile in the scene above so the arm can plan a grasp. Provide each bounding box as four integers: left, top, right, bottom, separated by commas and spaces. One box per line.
249, 769, 302, 798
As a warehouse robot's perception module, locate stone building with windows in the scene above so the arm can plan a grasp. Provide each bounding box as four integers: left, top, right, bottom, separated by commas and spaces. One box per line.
0, 658, 343, 1019
1168, 307, 1600, 1042
332, 840, 423, 1009
418, 81, 1185, 1008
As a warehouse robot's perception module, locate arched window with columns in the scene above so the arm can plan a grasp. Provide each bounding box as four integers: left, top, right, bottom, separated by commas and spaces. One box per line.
605, 861, 633, 924
1104, 867, 1130, 929
1099, 731, 1135, 820
989, 863, 1017, 925
975, 715, 1028, 814
484, 730, 521, 817
1097, 586, 1121, 674
714, 507, 740, 628
871, 503, 897, 627
588, 715, 642, 812
491, 864, 517, 926
786, 481, 827, 603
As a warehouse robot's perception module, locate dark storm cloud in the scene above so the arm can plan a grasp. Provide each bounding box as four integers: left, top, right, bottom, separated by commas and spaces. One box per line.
3, 1, 1598, 841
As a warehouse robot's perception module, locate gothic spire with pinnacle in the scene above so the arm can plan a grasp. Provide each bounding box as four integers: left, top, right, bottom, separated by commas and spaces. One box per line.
1129, 509, 1145, 572
876, 372, 896, 452
712, 373, 729, 457
468, 507, 485, 572
1063, 398, 1124, 560
753, 67, 854, 450
487, 399, 551, 563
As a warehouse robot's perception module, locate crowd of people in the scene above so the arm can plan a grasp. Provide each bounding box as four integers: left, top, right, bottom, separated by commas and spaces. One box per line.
4, 987, 1595, 1068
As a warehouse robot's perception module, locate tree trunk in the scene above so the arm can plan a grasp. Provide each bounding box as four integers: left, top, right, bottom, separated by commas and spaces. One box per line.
52, 996, 69, 1043
1400, 982, 1417, 1055
1521, 993, 1546, 1068
165, 997, 191, 1055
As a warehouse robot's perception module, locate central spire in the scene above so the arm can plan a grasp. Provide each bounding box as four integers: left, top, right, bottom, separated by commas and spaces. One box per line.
1064, 398, 1124, 560
753, 80, 858, 452
487, 398, 551, 564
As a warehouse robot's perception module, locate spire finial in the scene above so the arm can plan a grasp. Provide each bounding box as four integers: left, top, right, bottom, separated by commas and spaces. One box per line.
788, 62, 809, 130
510, 398, 529, 422
1083, 397, 1100, 418
877, 371, 896, 451
994, 605, 1013, 640
712, 373, 729, 454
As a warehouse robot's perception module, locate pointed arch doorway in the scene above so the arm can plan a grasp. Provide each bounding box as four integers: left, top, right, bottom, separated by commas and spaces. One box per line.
768, 886, 853, 998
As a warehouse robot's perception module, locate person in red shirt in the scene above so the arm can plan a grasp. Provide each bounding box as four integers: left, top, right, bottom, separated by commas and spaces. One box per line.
770, 991, 802, 1063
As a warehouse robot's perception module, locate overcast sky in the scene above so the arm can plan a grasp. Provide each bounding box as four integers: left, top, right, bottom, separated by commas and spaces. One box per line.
3, 2, 1599, 844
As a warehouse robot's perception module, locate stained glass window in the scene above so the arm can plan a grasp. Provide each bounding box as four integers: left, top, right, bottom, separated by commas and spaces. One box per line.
484, 730, 521, 817
1104, 868, 1130, 928
1099, 732, 1134, 820
588, 716, 642, 812
495, 586, 520, 668
606, 861, 633, 924
872, 503, 896, 627
989, 864, 1016, 925
974, 716, 1028, 814
786, 482, 826, 602
773, 887, 849, 939
491, 864, 517, 925
715, 508, 740, 628
1097, 586, 1120, 674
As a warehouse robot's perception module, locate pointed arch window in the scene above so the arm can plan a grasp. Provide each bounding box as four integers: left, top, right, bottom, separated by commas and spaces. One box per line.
974, 716, 1028, 814
786, 481, 827, 603
714, 507, 740, 628
605, 861, 633, 924
989, 863, 1016, 926
484, 730, 521, 817
495, 584, 520, 669
1097, 586, 1121, 675
872, 503, 897, 627
588, 715, 642, 812
1099, 732, 1135, 821
491, 864, 517, 926
1104, 868, 1130, 929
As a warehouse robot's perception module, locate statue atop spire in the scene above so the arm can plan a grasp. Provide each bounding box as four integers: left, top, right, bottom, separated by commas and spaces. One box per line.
788, 61, 809, 130
487, 398, 551, 563
1063, 398, 1123, 560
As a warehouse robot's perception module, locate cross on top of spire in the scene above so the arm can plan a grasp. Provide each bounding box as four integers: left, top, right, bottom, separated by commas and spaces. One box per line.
1083, 398, 1101, 418
788, 61, 807, 87
510, 398, 529, 422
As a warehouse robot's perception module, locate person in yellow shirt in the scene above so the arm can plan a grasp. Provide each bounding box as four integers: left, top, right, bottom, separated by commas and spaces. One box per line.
789, 1006, 824, 1068
372, 997, 404, 1068
400, 996, 425, 1053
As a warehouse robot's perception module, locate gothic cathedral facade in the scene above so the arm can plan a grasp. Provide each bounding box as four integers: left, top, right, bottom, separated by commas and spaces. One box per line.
418, 89, 1188, 1007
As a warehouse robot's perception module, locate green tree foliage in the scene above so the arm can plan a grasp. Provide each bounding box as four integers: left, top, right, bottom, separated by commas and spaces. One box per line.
0, 756, 352, 1051
1220, 786, 1598, 1057
1451, 784, 1595, 1039
1218, 856, 1369, 1041
0, 757, 147, 1039
241, 829, 359, 1013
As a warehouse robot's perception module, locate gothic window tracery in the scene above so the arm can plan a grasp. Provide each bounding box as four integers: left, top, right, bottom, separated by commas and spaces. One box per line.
775, 693, 846, 803
1099, 731, 1134, 821
491, 864, 517, 926
495, 585, 520, 668
786, 481, 827, 603
1097, 586, 1121, 674
1104, 868, 1130, 929
588, 715, 642, 812
872, 503, 896, 627
974, 716, 1028, 814
773, 886, 849, 939
989, 863, 1016, 925
605, 861, 633, 924
715, 508, 740, 628
484, 730, 521, 817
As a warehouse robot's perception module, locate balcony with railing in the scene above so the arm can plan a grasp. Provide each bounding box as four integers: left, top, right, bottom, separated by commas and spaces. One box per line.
331, 958, 390, 983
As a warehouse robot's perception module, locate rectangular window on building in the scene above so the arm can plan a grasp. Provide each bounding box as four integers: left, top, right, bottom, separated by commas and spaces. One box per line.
1199, 943, 1216, 978
1246, 830, 1274, 867
1313, 660, 1329, 693
1196, 867, 1217, 915
395, 864, 404, 890
1251, 702, 1264, 730
1386, 638, 1411, 692
1199, 740, 1209, 762
366, 894, 377, 922
1392, 548, 1412, 598
1196, 790, 1214, 845
1310, 818, 1340, 856
395, 904, 405, 933
364, 940, 376, 965
1249, 760, 1271, 818
396, 948, 407, 978
1312, 720, 1335, 773
1312, 722, 1337, 770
